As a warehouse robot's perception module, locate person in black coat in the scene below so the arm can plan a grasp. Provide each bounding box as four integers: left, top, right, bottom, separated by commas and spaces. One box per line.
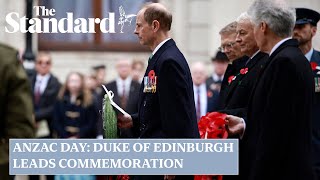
293, 8, 320, 179
217, 21, 248, 110
118, 3, 199, 180
226, 1, 314, 180
52, 72, 97, 139
206, 51, 229, 93
30, 52, 61, 138
29, 52, 61, 180
221, 12, 268, 180
104, 59, 140, 138
220, 12, 268, 118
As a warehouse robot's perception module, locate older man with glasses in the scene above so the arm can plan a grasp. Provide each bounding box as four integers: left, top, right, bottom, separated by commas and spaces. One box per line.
217, 21, 248, 109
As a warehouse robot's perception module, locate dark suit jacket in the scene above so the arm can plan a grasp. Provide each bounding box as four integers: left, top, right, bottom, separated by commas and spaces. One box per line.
218, 57, 248, 110
131, 39, 200, 139
220, 52, 268, 117
206, 86, 220, 113
30, 73, 61, 133
206, 75, 222, 92
245, 39, 314, 180
105, 80, 140, 138
310, 49, 320, 178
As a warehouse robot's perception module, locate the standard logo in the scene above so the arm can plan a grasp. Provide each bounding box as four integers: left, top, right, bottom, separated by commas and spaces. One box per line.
5, 5, 136, 33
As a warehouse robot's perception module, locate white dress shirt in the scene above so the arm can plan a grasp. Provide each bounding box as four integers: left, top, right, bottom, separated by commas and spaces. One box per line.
212, 73, 224, 82
116, 77, 132, 97
35, 73, 51, 94
193, 83, 208, 117
305, 48, 314, 61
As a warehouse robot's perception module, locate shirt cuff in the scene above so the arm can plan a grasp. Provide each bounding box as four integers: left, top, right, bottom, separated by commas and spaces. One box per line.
240, 118, 246, 139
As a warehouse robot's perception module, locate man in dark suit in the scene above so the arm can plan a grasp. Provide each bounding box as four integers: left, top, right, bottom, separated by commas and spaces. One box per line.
118, 3, 199, 180
226, 1, 315, 180
217, 21, 248, 110
206, 51, 229, 93
105, 59, 140, 138
191, 61, 220, 121
293, 8, 320, 179
29, 52, 61, 180
221, 12, 268, 118
221, 12, 268, 180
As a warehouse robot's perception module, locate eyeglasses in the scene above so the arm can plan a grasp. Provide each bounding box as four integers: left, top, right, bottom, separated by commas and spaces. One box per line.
36, 61, 51, 66
219, 42, 236, 52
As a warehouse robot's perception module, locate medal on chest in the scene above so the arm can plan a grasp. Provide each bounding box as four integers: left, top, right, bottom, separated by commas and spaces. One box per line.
143, 70, 157, 93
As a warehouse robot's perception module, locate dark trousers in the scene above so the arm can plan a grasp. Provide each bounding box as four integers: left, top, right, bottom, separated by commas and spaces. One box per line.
0, 163, 15, 180
29, 175, 54, 180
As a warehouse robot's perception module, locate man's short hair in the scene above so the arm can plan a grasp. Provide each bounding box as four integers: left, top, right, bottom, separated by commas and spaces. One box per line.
219, 21, 237, 35
143, 3, 172, 31
132, 59, 145, 69
36, 51, 52, 62
248, 0, 296, 38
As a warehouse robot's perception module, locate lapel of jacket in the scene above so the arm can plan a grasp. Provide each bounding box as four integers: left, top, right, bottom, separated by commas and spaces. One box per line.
224, 52, 262, 104
127, 81, 136, 102
38, 75, 52, 105
111, 81, 121, 106
138, 39, 176, 109
311, 49, 320, 64
31, 74, 36, 94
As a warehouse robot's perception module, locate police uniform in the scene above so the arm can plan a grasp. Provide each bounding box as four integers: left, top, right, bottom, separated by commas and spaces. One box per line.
0, 43, 35, 179
295, 8, 320, 179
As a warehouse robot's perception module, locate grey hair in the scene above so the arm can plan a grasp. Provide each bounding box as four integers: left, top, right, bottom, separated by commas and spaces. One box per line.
219, 21, 237, 35
248, 0, 296, 38
236, 12, 253, 24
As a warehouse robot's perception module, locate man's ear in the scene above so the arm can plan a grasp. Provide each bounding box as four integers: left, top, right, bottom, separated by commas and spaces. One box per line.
261, 21, 267, 34
311, 26, 317, 37
152, 20, 160, 32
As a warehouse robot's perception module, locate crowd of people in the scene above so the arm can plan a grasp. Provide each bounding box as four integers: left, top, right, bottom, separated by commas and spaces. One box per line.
1, 0, 320, 180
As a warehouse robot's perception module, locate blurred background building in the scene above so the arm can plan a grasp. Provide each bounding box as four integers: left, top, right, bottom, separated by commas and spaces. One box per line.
0, 0, 319, 83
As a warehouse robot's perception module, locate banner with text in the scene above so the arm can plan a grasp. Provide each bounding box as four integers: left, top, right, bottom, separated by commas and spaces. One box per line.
10, 139, 238, 175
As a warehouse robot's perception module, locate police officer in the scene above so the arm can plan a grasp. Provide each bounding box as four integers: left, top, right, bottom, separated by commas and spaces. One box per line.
0, 43, 35, 180
293, 8, 320, 179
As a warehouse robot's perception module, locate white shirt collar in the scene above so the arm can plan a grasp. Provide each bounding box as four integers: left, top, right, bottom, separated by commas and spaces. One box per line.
305, 48, 314, 62
35, 73, 51, 94
116, 76, 132, 97
212, 73, 223, 82
152, 38, 171, 55
193, 83, 208, 118
250, 50, 260, 59
269, 37, 291, 56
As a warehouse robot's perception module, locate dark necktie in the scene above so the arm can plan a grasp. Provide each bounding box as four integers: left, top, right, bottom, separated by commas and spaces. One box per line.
34, 79, 42, 105
120, 82, 127, 109
148, 54, 153, 62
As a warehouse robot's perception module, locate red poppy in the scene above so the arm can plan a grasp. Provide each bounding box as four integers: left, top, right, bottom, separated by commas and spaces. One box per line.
240, 68, 249, 75
311, 62, 318, 71
207, 91, 213, 98
117, 175, 130, 180
228, 75, 235, 84
196, 112, 227, 180
148, 70, 155, 79
198, 112, 228, 139
194, 175, 223, 180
